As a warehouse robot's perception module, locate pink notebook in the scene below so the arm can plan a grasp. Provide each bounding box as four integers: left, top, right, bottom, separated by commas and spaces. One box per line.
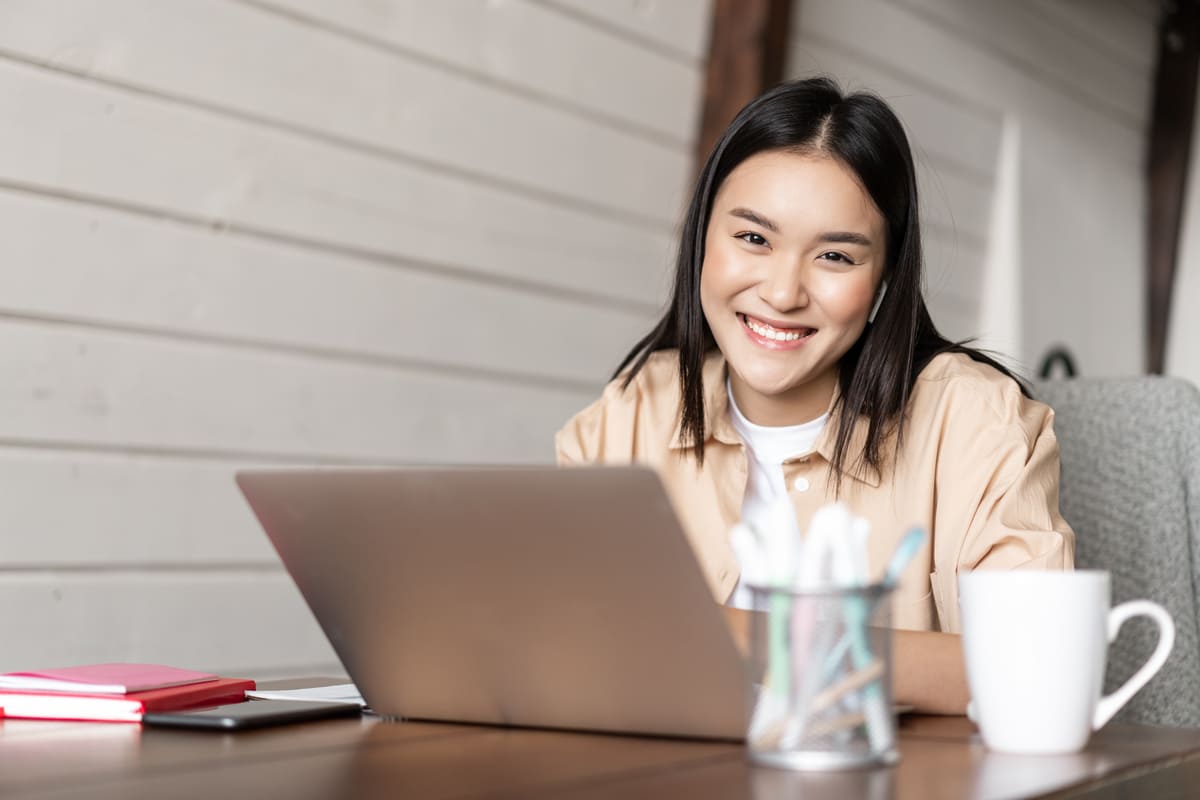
0, 663, 218, 695
0, 677, 254, 722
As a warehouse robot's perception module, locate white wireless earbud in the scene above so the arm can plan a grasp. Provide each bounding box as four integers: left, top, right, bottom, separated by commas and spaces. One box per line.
868, 280, 888, 323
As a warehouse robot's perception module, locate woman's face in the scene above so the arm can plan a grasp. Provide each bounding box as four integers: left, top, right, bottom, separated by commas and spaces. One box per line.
700, 150, 887, 426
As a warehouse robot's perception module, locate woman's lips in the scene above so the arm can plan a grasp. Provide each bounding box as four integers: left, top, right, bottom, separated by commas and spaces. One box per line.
738, 313, 816, 350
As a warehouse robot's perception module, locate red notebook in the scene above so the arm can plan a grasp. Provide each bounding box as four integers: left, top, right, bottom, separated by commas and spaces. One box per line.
0, 677, 256, 722
0, 663, 218, 694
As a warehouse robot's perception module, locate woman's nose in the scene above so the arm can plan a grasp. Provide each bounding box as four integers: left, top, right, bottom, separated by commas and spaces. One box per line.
757, 259, 809, 312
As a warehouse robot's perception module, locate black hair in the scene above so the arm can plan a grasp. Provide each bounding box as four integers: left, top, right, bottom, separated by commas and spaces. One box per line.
614, 76, 1025, 488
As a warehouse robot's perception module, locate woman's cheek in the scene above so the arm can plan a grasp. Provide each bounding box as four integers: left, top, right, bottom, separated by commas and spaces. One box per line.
814, 274, 877, 322
701, 242, 751, 289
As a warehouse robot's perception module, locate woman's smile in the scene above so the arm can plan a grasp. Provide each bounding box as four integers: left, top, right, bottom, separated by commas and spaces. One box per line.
738, 313, 817, 349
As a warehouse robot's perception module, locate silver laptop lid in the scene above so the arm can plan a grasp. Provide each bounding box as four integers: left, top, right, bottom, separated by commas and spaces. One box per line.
237, 465, 748, 740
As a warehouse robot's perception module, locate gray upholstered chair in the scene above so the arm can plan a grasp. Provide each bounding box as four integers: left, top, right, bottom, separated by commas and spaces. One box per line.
1034, 376, 1200, 727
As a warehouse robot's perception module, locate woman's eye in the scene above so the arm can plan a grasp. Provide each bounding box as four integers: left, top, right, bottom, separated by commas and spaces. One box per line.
818, 251, 855, 264
735, 232, 768, 247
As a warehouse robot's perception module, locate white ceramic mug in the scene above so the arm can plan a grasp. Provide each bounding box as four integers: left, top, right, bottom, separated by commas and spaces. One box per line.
959, 570, 1174, 755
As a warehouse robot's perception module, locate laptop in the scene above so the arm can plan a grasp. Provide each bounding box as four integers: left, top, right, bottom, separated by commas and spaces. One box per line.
236, 466, 749, 740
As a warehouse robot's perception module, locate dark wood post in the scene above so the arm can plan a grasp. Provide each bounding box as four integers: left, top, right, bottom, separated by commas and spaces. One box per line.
694, 0, 793, 175
1148, 0, 1200, 373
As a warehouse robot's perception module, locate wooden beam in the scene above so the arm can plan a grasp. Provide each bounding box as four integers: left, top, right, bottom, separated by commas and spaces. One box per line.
694, 0, 793, 173
1148, 0, 1200, 374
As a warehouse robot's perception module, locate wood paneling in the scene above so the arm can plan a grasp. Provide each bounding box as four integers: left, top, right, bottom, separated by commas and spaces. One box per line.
789, 36, 1002, 177
1016, 0, 1156, 73
0, 59, 672, 307
0, 448, 280, 566
792, 0, 1142, 165
0, 319, 589, 463
251, 0, 701, 142
0, 0, 707, 673
0, 190, 650, 386
540, 0, 714, 64
0, 573, 338, 674
694, 0, 792, 171
0, 0, 688, 224
892, 0, 1149, 128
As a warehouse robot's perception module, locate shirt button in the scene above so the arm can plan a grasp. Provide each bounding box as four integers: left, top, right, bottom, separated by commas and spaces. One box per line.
793, 477, 810, 492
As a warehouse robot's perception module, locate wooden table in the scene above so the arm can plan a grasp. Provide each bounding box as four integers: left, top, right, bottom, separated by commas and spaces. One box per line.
2, 703, 1199, 798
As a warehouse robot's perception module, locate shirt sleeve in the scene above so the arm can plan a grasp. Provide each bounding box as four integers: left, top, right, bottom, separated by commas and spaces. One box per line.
554, 403, 595, 466
554, 381, 628, 467
929, 381, 1076, 633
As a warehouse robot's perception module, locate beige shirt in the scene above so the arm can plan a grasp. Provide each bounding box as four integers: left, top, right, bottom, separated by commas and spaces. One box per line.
555, 350, 1074, 633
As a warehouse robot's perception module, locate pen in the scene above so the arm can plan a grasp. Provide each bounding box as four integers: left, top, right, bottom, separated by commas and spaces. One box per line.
762, 497, 803, 703
820, 525, 925, 681
800, 709, 869, 743
781, 503, 846, 747
830, 527, 893, 755
744, 499, 804, 743
807, 659, 884, 718
882, 526, 926, 588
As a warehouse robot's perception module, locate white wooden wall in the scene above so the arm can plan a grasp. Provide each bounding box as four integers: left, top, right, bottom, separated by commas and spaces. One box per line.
0, 0, 711, 676
788, 0, 1157, 376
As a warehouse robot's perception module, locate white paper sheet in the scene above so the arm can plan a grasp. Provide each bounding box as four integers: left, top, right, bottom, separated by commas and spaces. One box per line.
245, 683, 365, 707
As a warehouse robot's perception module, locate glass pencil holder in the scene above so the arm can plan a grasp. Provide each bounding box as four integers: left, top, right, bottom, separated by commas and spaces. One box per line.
744, 582, 898, 771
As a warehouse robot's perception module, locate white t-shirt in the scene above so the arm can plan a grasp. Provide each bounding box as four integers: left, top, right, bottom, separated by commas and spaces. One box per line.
726, 380, 828, 609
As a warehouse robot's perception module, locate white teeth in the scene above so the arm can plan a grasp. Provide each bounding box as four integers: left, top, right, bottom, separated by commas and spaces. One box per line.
743, 315, 806, 342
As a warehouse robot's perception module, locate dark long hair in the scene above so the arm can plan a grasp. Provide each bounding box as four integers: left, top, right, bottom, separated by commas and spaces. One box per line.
614, 77, 1024, 485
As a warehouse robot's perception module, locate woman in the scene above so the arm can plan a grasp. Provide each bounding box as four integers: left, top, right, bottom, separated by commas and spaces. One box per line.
556, 77, 1073, 714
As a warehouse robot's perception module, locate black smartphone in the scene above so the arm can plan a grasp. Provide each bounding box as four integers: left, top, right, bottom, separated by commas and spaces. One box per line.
142, 699, 361, 730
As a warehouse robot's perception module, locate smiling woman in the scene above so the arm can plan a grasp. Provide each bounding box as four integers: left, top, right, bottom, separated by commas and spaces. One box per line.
555, 77, 1074, 714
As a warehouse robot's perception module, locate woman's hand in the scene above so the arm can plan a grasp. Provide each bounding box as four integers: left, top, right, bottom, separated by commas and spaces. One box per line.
722, 605, 752, 654
721, 606, 970, 715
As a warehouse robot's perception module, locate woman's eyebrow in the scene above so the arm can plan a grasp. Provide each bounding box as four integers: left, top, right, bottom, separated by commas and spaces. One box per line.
728, 207, 780, 233
819, 231, 873, 247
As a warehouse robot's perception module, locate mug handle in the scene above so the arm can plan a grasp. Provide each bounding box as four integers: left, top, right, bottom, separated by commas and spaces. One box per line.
1092, 600, 1175, 730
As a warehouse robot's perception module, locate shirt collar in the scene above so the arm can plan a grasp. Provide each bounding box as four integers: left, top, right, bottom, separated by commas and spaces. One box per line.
670, 351, 882, 488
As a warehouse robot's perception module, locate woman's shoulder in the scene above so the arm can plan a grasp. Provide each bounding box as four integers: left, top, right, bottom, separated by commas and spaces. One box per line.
910, 351, 1051, 437
596, 349, 685, 417
554, 350, 686, 463
616, 349, 686, 396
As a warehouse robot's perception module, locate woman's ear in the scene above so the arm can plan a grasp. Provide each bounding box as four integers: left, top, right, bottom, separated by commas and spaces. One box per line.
868, 280, 888, 324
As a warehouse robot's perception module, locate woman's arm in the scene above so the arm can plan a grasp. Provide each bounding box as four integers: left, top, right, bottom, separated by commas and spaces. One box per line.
722, 607, 969, 715
890, 629, 969, 714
